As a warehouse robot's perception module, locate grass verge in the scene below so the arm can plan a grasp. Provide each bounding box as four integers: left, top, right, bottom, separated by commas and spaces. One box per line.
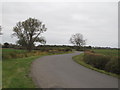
72, 53, 119, 78
0, 61, 2, 89
3, 56, 41, 88
3, 51, 73, 88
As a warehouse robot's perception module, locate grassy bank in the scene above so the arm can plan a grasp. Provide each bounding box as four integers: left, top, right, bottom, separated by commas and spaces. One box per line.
73, 50, 119, 78
3, 56, 41, 88
2, 48, 72, 88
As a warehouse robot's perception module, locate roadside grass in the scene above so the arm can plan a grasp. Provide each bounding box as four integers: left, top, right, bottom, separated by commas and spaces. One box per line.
0, 48, 2, 89
0, 61, 2, 89
2, 56, 42, 88
2, 48, 73, 88
72, 53, 120, 78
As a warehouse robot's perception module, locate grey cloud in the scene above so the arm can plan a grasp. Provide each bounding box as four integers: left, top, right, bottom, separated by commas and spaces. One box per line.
1, 2, 118, 48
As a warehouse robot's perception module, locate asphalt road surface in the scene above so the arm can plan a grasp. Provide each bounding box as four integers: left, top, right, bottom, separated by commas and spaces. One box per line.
30, 52, 118, 88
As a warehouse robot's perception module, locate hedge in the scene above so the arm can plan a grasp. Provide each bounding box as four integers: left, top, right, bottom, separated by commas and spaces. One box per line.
83, 51, 119, 74
84, 52, 110, 70
105, 56, 120, 74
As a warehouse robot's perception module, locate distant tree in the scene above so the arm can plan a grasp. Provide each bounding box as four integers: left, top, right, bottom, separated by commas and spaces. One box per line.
70, 33, 86, 50
85, 46, 92, 49
3, 42, 9, 48
12, 18, 47, 51
0, 25, 2, 35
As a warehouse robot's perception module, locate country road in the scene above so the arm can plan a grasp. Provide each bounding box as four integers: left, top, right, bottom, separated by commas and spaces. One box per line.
30, 52, 118, 88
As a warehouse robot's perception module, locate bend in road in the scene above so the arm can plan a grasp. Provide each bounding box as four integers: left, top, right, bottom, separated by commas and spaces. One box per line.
30, 51, 118, 88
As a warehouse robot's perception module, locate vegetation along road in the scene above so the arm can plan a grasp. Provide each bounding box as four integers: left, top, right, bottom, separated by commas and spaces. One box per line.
31, 51, 118, 88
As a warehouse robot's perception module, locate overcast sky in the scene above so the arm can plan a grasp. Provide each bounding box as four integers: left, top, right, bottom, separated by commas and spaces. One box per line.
0, 1, 118, 48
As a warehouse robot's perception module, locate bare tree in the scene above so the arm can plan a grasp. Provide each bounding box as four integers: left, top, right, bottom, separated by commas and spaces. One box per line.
70, 33, 86, 50
13, 18, 47, 51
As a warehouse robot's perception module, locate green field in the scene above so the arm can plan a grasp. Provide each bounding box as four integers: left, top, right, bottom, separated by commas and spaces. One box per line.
2, 48, 26, 53
93, 49, 118, 57
2, 48, 27, 58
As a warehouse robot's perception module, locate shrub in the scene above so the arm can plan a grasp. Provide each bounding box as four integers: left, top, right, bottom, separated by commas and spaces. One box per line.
84, 52, 110, 70
105, 57, 120, 74
65, 48, 72, 52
